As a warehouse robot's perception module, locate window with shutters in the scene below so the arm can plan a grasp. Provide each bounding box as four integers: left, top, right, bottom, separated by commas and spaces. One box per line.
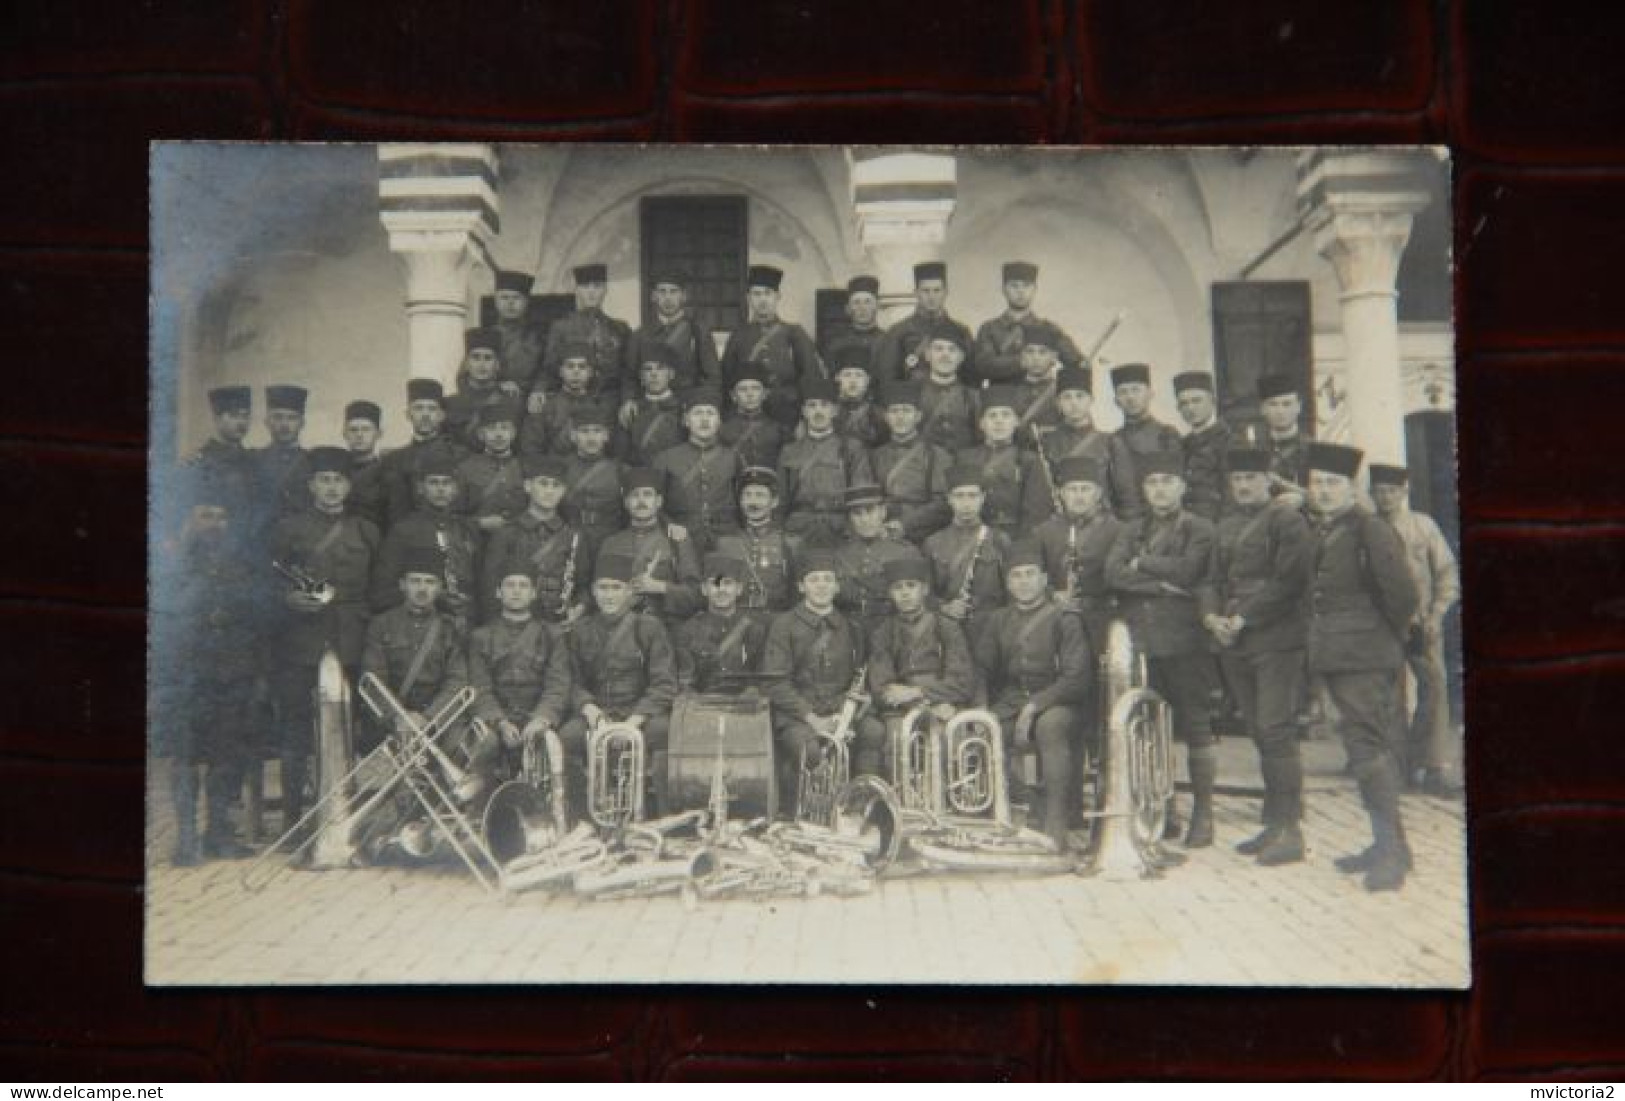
640, 196, 748, 344
1211, 280, 1316, 438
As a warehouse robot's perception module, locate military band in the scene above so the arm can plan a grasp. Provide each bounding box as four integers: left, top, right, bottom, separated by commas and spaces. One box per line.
165, 255, 1443, 897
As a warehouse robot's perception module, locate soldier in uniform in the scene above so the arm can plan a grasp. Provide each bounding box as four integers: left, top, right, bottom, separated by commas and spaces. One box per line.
455, 398, 527, 540
560, 408, 628, 552
370, 451, 479, 630
1107, 364, 1183, 520
361, 546, 472, 750
1174, 370, 1232, 522
867, 556, 978, 738
379, 379, 470, 530
1033, 455, 1122, 654
973, 545, 1093, 847
1250, 372, 1312, 499
761, 552, 884, 805
1369, 463, 1462, 797
1304, 443, 1420, 891
719, 264, 824, 429
675, 552, 770, 693
250, 384, 312, 522
652, 388, 742, 555
831, 345, 888, 449
635, 270, 720, 400
956, 386, 1049, 538
491, 269, 545, 396
1010, 322, 1067, 447
342, 400, 388, 529
972, 261, 1085, 386
444, 327, 513, 449
267, 446, 379, 829
825, 275, 886, 364
184, 385, 258, 531
719, 364, 787, 472
871, 381, 953, 543
560, 551, 679, 813
923, 464, 1013, 640
623, 343, 688, 465
1201, 448, 1313, 865
714, 467, 802, 618
1036, 363, 1113, 477
1106, 450, 1219, 847
777, 377, 875, 547
160, 489, 264, 863
833, 484, 926, 634
595, 467, 703, 630
540, 262, 634, 412
917, 325, 982, 455
518, 343, 622, 459
874, 261, 976, 384
481, 454, 590, 629
467, 565, 574, 789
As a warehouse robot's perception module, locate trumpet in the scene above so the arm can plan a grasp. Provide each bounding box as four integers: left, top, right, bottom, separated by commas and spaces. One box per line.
586, 718, 646, 829
273, 560, 334, 605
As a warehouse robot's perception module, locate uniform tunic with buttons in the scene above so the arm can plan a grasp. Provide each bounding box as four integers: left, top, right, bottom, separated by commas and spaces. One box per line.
921, 521, 1012, 629
184, 439, 259, 526
1105, 508, 1214, 656
561, 455, 628, 550
874, 310, 976, 384
1201, 502, 1311, 656
836, 398, 888, 449
674, 608, 769, 693
833, 534, 926, 629
1108, 415, 1183, 520
468, 615, 573, 728
1306, 508, 1419, 673
494, 318, 545, 393
652, 439, 743, 551
482, 511, 589, 623
379, 435, 472, 530
714, 522, 803, 615
973, 311, 1085, 385
249, 443, 311, 523
918, 378, 981, 455
973, 597, 1092, 720
777, 433, 874, 535
1180, 419, 1233, 522
346, 454, 388, 529
518, 388, 623, 459
762, 605, 869, 719
542, 308, 635, 403
720, 319, 825, 429
566, 610, 677, 721
443, 382, 507, 450
455, 451, 527, 526
954, 441, 1050, 535
370, 507, 481, 621
871, 435, 953, 543
269, 509, 379, 668
867, 609, 977, 711
1033, 509, 1122, 650
719, 409, 786, 472
635, 312, 720, 397
596, 523, 703, 626
361, 603, 468, 716
624, 395, 686, 466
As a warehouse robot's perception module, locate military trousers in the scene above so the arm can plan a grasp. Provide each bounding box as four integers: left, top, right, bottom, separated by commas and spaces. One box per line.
560, 711, 673, 820
1319, 668, 1406, 773
774, 713, 885, 812
1145, 653, 1216, 747
1404, 628, 1456, 779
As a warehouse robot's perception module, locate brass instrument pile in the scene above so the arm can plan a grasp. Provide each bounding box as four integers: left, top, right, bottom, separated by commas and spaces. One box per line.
242, 619, 1178, 901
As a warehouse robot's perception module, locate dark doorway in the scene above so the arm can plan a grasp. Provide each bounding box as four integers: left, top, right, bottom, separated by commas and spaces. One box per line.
1211, 280, 1315, 439
639, 195, 749, 338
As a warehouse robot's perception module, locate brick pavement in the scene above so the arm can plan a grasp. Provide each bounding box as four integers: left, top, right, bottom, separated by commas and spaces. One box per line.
145, 736, 1468, 988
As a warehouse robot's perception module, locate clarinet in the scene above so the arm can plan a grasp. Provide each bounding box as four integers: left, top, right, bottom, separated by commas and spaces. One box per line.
435, 529, 462, 600
557, 532, 580, 621
957, 525, 988, 613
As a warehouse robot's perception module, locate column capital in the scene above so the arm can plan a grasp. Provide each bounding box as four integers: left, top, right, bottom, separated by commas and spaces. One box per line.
1308, 199, 1427, 302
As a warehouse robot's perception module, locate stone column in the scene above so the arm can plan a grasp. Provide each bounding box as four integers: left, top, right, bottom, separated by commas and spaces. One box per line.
378, 143, 500, 385
850, 152, 957, 324
1298, 151, 1432, 467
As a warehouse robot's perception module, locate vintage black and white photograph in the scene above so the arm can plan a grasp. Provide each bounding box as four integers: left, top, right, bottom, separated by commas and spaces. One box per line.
147, 143, 1464, 986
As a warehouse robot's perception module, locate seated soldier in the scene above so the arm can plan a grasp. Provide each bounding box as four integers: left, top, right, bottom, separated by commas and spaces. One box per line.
719, 365, 786, 472
560, 552, 679, 815
675, 552, 769, 694
867, 556, 977, 764
467, 566, 574, 790
761, 552, 884, 809
834, 483, 926, 635
778, 377, 874, 547
973, 545, 1093, 847
482, 453, 590, 629
371, 451, 480, 630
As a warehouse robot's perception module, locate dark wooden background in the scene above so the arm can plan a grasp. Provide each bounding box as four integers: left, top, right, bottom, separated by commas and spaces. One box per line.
3, 0, 1623, 1081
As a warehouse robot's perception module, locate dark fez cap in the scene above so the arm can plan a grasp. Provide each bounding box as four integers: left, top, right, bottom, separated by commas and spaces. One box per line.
913, 261, 947, 283
621, 466, 665, 495
521, 453, 569, 481
266, 385, 308, 413
1109, 364, 1151, 389
847, 275, 880, 297
1306, 442, 1364, 480
746, 264, 784, 291
843, 483, 886, 510
801, 376, 839, 404
209, 385, 252, 415
1055, 364, 1092, 394
884, 556, 933, 586
572, 263, 608, 284
1002, 261, 1038, 283
398, 544, 445, 581
465, 327, 502, 355
344, 399, 381, 426
307, 446, 352, 477
1257, 373, 1299, 401
703, 553, 747, 582
1225, 448, 1272, 474
595, 552, 637, 583
1138, 450, 1184, 479
1172, 370, 1215, 394
1053, 456, 1104, 487
494, 270, 534, 295
407, 378, 445, 404
1368, 463, 1409, 487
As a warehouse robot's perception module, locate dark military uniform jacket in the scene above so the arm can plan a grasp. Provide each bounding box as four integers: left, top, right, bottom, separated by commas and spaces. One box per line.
543, 308, 635, 403
1201, 503, 1312, 656
1106, 508, 1215, 657
1033, 509, 1122, 649
1109, 415, 1184, 520
455, 452, 527, 525
157, 535, 266, 758
778, 432, 875, 519
624, 394, 686, 466
495, 317, 545, 393
973, 597, 1093, 716
836, 398, 888, 449
370, 507, 481, 622
1029, 421, 1114, 523
561, 454, 628, 543
762, 604, 868, 720
872, 434, 953, 542
973, 311, 1084, 385
379, 434, 472, 530
518, 387, 622, 459
249, 443, 311, 522
719, 409, 786, 472
720, 319, 824, 428
444, 381, 507, 450
1305, 507, 1419, 673
361, 603, 467, 716
567, 610, 677, 720
1180, 419, 1233, 522
868, 609, 977, 712
635, 311, 720, 397
346, 454, 389, 529
652, 439, 742, 549
674, 608, 768, 693
922, 521, 1012, 622
1264, 430, 1312, 494
597, 522, 704, 625
184, 438, 259, 523
874, 310, 976, 384
825, 325, 885, 367
1013, 376, 1064, 442
269, 508, 379, 667
833, 534, 926, 625
954, 441, 1050, 533
715, 522, 802, 614
918, 377, 981, 454
482, 511, 588, 623
468, 615, 572, 728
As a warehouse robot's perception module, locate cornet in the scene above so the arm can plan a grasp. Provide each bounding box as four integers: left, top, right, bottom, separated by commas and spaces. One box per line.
273, 560, 334, 605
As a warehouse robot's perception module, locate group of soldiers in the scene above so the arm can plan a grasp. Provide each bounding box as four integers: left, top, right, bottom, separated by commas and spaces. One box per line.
160, 258, 1460, 895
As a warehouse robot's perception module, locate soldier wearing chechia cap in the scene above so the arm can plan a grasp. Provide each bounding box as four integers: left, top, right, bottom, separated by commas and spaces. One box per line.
594, 467, 704, 629
1173, 370, 1233, 522
179, 385, 257, 542
482, 452, 591, 628
1106, 364, 1183, 521
719, 363, 787, 472
1250, 372, 1313, 498
370, 447, 480, 630
1303, 443, 1420, 892
974, 260, 1086, 386
379, 378, 471, 530
490, 269, 545, 394
341, 400, 388, 529
833, 484, 928, 634
651, 387, 743, 556
714, 466, 803, 617
825, 275, 886, 366
444, 327, 515, 449
674, 552, 769, 693
635, 268, 721, 400
720, 264, 825, 429
1031, 455, 1122, 653
874, 261, 976, 385
777, 376, 876, 547
870, 381, 953, 543
249, 384, 313, 523
866, 555, 977, 725
540, 262, 635, 410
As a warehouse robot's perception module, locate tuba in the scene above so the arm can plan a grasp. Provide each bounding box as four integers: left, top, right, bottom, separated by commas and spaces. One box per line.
940, 708, 1010, 828
796, 663, 866, 829
481, 726, 586, 888
586, 719, 646, 829
308, 649, 357, 868
888, 705, 943, 828
1078, 619, 1176, 880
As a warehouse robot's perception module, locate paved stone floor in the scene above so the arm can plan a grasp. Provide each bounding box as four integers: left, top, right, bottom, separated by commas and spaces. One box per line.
144, 736, 1469, 988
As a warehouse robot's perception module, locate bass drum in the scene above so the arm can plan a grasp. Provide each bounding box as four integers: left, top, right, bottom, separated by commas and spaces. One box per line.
666, 693, 777, 821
